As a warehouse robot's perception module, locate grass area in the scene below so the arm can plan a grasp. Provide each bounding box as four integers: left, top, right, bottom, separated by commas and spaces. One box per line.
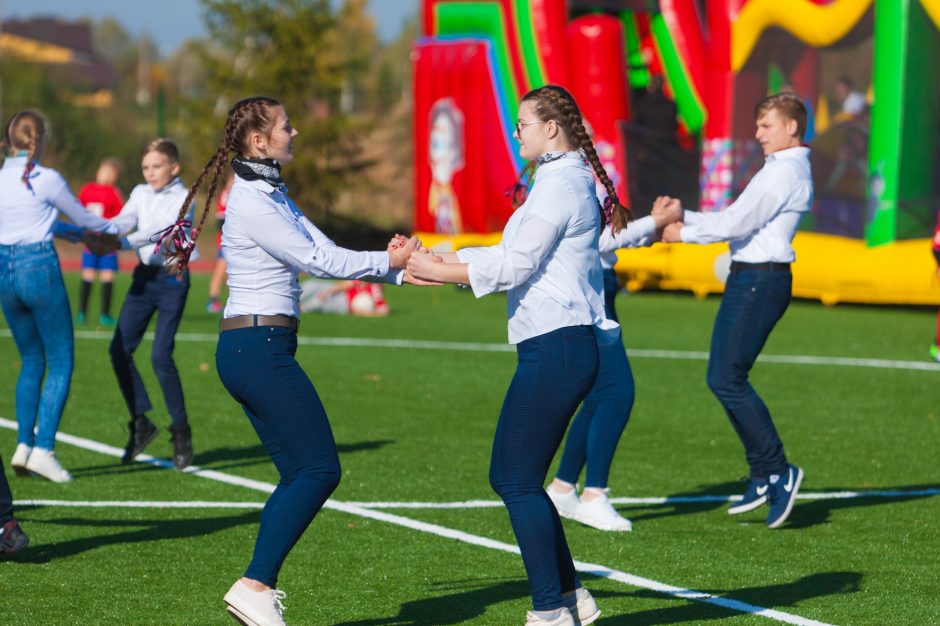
1, 272, 938, 625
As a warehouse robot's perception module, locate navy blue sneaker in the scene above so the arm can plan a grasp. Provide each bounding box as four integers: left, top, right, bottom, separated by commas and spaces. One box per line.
728, 477, 769, 515
766, 465, 803, 529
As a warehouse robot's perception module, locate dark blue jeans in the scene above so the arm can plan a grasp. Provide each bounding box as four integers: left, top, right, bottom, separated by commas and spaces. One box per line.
557, 269, 635, 489
1, 455, 13, 524
490, 325, 599, 611
110, 264, 190, 426
707, 267, 791, 478
216, 325, 341, 587
0, 241, 73, 450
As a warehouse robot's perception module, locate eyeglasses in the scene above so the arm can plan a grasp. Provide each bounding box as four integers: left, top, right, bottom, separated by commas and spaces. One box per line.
514, 120, 545, 135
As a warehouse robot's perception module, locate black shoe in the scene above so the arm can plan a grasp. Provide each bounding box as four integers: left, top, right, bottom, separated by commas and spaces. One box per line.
0, 519, 29, 553
169, 423, 193, 470
121, 415, 159, 464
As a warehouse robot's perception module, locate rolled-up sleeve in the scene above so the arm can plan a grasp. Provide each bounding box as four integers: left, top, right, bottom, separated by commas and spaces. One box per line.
465, 213, 561, 297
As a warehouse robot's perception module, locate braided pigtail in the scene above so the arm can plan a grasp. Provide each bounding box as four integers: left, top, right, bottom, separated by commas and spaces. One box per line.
164, 96, 281, 273
5, 110, 49, 192
505, 160, 537, 209
523, 86, 632, 233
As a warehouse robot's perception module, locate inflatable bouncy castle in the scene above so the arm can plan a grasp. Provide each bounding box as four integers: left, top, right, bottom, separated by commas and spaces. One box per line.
413, 0, 940, 305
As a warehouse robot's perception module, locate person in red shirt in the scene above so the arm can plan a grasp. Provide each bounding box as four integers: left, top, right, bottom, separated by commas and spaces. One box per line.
931, 210, 940, 362
76, 158, 124, 326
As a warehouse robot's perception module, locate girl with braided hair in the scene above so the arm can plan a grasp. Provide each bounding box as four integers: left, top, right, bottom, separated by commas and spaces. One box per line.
167, 96, 417, 626
1, 109, 120, 483
406, 84, 629, 626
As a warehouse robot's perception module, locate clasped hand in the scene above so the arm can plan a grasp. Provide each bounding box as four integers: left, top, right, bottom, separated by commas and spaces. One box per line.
83, 231, 121, 256
650, 195, 684, 243
387, 234, 444, 286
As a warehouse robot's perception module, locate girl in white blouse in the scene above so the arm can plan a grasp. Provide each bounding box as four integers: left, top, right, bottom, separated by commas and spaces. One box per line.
0, 109, 119, 483
164, 96, 416, 626
407, 85, 631, 626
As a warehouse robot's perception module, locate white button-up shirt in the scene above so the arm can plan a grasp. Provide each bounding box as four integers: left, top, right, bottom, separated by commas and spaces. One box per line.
111, 178, 196, 267
0, 156, 118, 245
599, 215, 657, 268
680, 146, 813, 263
457, 152, 618, 344
222, 175, 401, 318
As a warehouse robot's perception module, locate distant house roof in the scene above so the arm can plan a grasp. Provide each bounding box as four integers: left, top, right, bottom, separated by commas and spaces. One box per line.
1, 18, 116, 91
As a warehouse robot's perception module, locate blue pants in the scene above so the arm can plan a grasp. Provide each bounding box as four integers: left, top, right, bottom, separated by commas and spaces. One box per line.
557, 269, 635, 489
216, 325, 341, 587
490, 325, 598, 611
707, 267, 791, 478
0, 241, 73, 451
110, 265, 190, 426
1, 455, 13, 524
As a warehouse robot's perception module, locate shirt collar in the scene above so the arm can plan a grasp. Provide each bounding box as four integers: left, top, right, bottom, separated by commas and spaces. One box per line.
766, 145, 810, 162
534, 151, 591, 178
234, 173, 288, 195
146, 177, 184, 194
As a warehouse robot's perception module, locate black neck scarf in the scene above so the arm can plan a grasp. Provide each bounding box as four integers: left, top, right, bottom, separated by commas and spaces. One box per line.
232, 156, 286, 191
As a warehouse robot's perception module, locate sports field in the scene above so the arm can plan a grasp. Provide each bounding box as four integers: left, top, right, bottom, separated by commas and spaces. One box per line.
1, 273, 938, 625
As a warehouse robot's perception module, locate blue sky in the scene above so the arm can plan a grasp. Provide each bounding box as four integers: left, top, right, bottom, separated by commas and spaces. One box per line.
2, 0, 419, 55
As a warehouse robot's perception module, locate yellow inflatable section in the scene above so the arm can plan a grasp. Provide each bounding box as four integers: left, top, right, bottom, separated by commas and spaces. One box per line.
922, 0, 940, 29
417, 231, 940, 306
731, 0, 872, 72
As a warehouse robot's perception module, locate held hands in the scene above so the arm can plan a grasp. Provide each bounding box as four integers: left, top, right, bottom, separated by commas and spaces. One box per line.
651, 196, 683, 229
387, 234, 419, 269
405, 246, 445, 284
83, 231, 121, 256
661, 221, 684, 243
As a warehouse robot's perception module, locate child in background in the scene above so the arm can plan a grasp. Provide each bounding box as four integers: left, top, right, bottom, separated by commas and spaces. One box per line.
207, 174, 233, 314
299, 279, 389, 316
76, 157, 124, 326
931, 210, 940, 363
108, 139, 196, 470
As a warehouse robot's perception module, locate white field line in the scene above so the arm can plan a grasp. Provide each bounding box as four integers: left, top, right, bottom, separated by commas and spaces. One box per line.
0, 417, 830, 626
3, 328, 939, 371
15, 499, 264, 509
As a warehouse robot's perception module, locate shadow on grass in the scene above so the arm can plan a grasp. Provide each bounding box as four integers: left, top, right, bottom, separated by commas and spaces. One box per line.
622, 481, 742, 522
596, 571, 862, 625
333, 578, 531, 625
778, 483, 940, 530
6, 510, 259, 564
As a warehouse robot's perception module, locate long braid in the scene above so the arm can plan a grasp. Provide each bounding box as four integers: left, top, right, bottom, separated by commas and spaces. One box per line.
166, 96, 280, 272
525, 86, 632, 233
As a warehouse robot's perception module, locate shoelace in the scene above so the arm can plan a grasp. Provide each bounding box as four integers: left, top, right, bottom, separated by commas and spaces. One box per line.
271, 589, 287, 615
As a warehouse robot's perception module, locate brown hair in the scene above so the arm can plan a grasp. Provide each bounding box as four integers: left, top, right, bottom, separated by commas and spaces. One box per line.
519, 85, 632, 232
142, 138, 180, 164
755, 92, 808, 141
165, 96, 282, 270
4, 110, 51, 188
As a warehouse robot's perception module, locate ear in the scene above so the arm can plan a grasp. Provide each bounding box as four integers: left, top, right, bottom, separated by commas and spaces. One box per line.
544, 119, 561, 140
171, 161, 181, 177
786, 117, 799, 138
247, 131, 267, 157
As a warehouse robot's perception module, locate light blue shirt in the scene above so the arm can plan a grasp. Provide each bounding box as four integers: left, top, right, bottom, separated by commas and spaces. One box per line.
457, 152, 618, 344
222, 175, 402, 319
0, 156, 117, 245
111, 178, 197, 267
680, 146, 812, 263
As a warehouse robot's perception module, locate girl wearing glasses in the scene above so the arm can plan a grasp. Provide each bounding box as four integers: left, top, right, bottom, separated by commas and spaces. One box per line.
406, 85, 631, 626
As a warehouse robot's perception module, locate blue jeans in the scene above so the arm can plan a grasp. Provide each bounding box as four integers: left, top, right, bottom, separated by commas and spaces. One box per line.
0, 241, 73, 450
1, 455, 13, 524
216, 325, 341, 587
110, 264, 190, 426
490, 325, 598, 611
707, 267, 791, 478
557, 269, 635, 489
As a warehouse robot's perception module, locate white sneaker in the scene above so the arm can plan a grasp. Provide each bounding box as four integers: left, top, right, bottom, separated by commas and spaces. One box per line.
224, 579, 288, 626
546, 483, 580, 519
572, 490, 632, 532
11, 444, 32, 477
24, 448, 73, 483
563, 587, 601, 625
525, 606, 576, 626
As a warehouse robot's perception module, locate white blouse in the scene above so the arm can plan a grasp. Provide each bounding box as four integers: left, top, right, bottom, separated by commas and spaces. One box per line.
0, 156, 117, 245
457, 152, 618, 344
222, 175, 402, 319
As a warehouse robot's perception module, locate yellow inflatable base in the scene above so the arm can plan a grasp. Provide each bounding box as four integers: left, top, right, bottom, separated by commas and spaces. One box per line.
416, 231, 940, 306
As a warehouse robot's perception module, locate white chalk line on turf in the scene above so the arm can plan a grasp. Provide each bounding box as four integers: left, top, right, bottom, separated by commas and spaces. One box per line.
3, 328, 939, 371
15, 499, 264, 509
0, 417, 830, 626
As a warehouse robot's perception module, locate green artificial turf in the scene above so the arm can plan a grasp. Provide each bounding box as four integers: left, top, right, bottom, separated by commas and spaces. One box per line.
1, 273, 938, 625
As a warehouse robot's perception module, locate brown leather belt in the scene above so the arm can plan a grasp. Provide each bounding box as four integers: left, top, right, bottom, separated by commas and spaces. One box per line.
219, 314, 299, 333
